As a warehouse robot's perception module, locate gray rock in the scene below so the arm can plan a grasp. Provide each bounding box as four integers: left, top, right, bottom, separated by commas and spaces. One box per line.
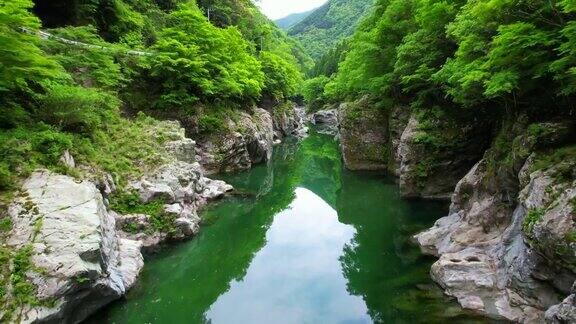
546, 294, 576, 323
273, 105, 308, 140
121, 161, 232, 247
197, 108, 275, 174
131, 161, 204, 204
59, 150, 75, 168
311, 109, 339, 136
165, 138, 196, 163
338, 98, 389, 171
7, 170, 143, 323
415, 154, 576, 322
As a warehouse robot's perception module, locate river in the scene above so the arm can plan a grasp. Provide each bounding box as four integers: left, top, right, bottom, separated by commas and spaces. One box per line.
88, 129, 488, 323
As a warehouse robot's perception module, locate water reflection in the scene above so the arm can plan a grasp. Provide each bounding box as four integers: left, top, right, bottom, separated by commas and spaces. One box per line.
87, 130, 487, 324
207, 188, 369, 324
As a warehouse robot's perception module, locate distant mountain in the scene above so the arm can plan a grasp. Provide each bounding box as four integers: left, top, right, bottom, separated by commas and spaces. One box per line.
275, 9, 315, 30
288, 0, 375, 59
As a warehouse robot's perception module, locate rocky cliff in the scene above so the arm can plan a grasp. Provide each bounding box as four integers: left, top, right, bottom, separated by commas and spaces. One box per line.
338, 97, 390, 171
336, 97, 491, 199
334, 97, 576, 322
1, 120, 233, 323
197, 105, 307, 174
0, 104, 307, 323
415, 119, 576, 322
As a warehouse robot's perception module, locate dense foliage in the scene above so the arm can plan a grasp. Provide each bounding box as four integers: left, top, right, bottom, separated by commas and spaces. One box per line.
0, 0, 312, 192
288, 0, 375, 59
323, 0, 576, 113
0, 0, 312, 318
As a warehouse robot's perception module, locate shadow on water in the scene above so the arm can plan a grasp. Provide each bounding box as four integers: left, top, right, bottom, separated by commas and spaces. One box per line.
87, 129, 492, 324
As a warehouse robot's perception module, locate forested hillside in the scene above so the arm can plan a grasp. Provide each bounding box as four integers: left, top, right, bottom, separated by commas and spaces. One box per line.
274, 9, 314, 30
0, 0, 310, 193
287, 0, 375, 59
304, 1, 576, 321
0, 1, 312, 319
307, 0, 575, 122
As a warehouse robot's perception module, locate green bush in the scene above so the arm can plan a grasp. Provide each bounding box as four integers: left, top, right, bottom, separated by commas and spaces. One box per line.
37, 83, 119, 134
302, 76, 329, 112
42, 26, 127, 90
11, 245, 40, 306
0, 218, 12, 232
0, 163, 11, 190
109, 190, 176, 234
523, 208, 546, 235
147, 3, 264, 107
260, 51, 303, 100
0, 126, 73, 181
198, 114, 226, 134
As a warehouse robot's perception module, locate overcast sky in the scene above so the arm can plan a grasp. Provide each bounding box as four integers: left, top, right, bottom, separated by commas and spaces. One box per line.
256, 0, 328, 20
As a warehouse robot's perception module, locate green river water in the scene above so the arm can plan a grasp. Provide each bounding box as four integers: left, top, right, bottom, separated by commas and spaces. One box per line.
88, 129, 488, 324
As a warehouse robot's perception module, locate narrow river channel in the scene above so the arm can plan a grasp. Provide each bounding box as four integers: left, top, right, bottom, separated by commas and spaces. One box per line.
88, 129, 488, 323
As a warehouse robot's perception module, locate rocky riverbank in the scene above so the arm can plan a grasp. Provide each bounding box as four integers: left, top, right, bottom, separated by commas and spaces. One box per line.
1, 104, 306, 323
332, 96, 576, 322
197, 106, 308, 174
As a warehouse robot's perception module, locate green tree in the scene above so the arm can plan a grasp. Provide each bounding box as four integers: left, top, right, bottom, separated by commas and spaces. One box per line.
147, 2, 264, 108
0, 0, 63, 92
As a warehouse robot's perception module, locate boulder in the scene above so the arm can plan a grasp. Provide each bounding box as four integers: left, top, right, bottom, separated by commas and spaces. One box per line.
546, 294, 576, 323
59, 150, 75, 169
197, 108, 275, 174
397, 112, 491, 200
119, 161, 232, 248
311, 109, 339, 136
7, 170, 143, 323
338, 99, 389, 171
273, 105, 308, 140
415, 153, 576, 322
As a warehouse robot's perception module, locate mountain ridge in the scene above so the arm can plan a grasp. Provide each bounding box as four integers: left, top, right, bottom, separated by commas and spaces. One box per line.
287, 0, 375, 59
274, 8, 315, 30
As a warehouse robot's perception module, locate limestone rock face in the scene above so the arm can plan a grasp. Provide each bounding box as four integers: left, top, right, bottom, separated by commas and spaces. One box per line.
7, 170, 143, 324
119, 161, 232, 250
273, 105, 308, 140
197, 108, 274, 174
387, 105, 410, 176
338, 99, 389, 171
546, 294, 576, 323
197, 106, 307, 174
415, 155, 576, 322
397, 113, 491, 200
158, 120, 197, 164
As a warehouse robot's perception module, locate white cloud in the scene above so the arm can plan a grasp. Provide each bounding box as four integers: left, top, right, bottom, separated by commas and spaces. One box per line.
255, 0, 328, 20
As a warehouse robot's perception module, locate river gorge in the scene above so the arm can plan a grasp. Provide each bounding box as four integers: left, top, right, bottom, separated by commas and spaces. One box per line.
87, 129, 487, 323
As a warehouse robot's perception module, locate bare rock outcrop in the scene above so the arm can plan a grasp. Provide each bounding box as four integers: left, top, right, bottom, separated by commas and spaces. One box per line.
273, 105, 308, 140
7, 170, 144, 324
311, 109, 339, 136
117, 161, 232, 251
197, 108, 274, 174
415, 121, 576, 322
2, 119, 234, 323
338, 98, 389, 171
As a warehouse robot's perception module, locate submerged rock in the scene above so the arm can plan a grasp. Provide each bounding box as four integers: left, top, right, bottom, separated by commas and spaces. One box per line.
7, 170, 144, 323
